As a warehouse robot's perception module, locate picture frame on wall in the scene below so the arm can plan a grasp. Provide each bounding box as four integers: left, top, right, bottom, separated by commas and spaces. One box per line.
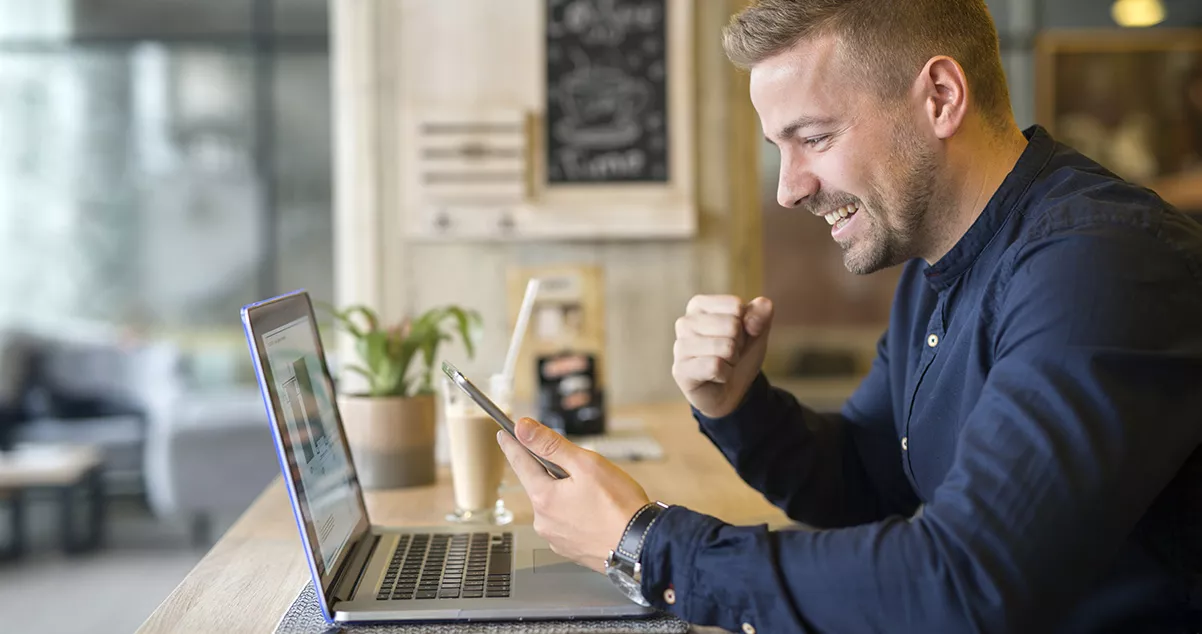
1035, 29, 1202, 212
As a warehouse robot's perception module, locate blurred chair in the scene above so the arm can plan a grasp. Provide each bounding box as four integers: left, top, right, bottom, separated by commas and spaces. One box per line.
0, 327, 277, 547
143, 385, 278, 546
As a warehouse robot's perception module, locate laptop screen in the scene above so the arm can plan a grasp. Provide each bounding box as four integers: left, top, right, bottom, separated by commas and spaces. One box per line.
260, 314, 364, 575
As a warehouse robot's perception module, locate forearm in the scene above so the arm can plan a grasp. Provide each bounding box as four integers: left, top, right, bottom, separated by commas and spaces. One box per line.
694, 373, 882, 527
640, 506, 994, 634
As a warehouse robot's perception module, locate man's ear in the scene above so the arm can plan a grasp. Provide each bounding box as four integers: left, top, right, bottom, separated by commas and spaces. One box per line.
915, 56, 969, 140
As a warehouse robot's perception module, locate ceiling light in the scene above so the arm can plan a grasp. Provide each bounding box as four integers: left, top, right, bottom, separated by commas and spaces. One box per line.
1111, 0, 1166, 27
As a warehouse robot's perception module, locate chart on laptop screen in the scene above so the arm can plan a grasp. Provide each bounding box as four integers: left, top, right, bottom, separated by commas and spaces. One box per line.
263, 316, 362, 571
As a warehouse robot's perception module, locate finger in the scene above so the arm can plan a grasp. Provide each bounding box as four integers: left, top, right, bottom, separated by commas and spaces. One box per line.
675, 356, 734, 385
515, 417, 579, 464
686, 295, 745, 317
497, 429, 555, 490
673, 336, 738, 363
744, 297, 775, 337
679, 313, 742, 339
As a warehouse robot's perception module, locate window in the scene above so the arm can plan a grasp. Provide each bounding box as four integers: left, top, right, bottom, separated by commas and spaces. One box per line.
0, 0, 331, 345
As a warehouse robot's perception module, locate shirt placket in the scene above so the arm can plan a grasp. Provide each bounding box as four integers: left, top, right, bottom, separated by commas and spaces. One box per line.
902, 291, 948, 483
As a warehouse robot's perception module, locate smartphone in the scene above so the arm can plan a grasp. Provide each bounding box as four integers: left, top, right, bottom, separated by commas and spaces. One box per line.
441, 361, 570, 480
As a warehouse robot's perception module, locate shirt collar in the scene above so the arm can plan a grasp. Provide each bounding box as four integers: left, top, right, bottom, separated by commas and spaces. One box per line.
922, 125, 1055, 291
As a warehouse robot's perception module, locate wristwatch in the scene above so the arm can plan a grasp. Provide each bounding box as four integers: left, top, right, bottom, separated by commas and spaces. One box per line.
604, 501, 669, 606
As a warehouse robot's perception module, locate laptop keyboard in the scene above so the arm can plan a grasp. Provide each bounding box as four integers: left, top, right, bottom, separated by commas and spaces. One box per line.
376, 532, 512, 601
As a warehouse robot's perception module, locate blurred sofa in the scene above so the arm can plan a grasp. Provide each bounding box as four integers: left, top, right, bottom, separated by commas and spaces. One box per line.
0, 327, 279, 545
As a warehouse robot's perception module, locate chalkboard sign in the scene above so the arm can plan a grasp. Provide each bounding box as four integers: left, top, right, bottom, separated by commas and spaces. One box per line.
545, 0, 668, 184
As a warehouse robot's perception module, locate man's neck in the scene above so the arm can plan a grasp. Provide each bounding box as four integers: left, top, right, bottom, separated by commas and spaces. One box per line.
921, 123, 1030, 265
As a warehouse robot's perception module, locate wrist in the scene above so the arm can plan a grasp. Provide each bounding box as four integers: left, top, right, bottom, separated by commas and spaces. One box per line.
605, 501, 670, 606
693, 373, 769, 422
612, 501, 669, 566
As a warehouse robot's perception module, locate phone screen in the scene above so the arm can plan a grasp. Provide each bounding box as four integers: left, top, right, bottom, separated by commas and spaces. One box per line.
441, 362, 570, 480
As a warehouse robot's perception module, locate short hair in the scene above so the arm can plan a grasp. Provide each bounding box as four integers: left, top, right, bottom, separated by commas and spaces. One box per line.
723, 0, 1013, 129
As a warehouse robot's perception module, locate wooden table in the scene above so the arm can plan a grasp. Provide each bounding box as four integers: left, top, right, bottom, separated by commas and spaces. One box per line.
0, 444, 105, 558
137, 402, 792, 633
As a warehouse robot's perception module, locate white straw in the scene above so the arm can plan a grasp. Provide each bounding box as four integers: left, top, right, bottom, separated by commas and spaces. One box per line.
502, 278, 540, 382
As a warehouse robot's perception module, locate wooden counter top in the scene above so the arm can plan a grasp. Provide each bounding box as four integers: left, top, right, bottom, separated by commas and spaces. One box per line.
137, 401, 791, 633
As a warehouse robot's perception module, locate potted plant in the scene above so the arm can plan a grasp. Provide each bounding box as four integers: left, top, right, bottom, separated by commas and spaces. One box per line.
325, 303, 482, 489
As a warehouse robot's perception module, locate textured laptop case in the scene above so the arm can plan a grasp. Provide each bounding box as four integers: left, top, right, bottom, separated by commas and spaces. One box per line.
274, 581, 693, 634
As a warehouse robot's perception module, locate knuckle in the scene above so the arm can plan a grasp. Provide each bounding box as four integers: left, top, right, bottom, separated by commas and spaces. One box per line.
537, 433, 563, 456
720, 338, 737, 359
721, 295, 743, 314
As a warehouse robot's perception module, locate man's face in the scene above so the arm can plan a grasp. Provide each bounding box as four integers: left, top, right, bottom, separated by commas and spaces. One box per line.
751, 36, 937, 274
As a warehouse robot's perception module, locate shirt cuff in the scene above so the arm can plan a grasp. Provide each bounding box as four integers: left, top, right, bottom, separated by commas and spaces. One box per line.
692, 372, 774, 448
638, 505, 725, 623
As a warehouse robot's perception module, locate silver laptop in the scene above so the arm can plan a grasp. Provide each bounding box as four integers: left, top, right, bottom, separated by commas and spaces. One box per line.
241, 290, 654, 623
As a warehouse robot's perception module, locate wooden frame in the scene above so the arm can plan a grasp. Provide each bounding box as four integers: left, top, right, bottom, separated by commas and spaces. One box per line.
398, 0, 696, 242
1036, 29, 1202, 186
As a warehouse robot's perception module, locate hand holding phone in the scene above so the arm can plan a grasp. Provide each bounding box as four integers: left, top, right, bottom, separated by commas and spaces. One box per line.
441, 362, 570, 480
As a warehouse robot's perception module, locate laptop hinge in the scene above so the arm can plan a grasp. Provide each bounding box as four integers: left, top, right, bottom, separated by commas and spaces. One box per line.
329, 532, 380, 604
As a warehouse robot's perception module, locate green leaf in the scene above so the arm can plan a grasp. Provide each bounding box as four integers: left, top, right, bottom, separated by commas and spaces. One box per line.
341, 305, 380, 334
326, 307, 364, 340
444, 306, 483, 359
328, 302, 483, 399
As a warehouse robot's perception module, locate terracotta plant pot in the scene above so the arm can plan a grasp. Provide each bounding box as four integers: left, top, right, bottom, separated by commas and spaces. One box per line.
338, 394, 436, 489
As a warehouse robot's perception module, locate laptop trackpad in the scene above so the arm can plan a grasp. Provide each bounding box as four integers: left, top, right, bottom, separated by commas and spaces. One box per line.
532, 548, 589, 574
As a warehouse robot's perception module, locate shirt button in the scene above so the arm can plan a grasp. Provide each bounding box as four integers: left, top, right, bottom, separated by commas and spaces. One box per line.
663, 588, 676, 605
901, 437, 908, 451
927, 334, 939, 347
742, 623, 756, 634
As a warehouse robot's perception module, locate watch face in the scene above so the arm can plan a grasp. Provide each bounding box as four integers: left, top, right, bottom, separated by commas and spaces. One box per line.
606, 566, 651, 606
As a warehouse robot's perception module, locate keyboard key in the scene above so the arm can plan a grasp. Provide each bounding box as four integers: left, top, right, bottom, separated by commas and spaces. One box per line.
488, 556, 512, 576
415, 591, 437, 600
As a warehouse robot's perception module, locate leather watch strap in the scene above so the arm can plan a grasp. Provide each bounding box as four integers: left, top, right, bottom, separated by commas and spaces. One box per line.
615, 501, 669, 567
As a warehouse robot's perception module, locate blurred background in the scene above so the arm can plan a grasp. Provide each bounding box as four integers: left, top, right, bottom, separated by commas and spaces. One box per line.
0, 1, 1196, 632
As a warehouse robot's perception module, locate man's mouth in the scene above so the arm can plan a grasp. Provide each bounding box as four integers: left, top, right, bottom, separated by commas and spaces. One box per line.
822, 203, 861, 230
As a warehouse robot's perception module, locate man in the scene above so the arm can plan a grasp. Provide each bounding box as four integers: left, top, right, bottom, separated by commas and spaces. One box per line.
496, 0, 1202, 631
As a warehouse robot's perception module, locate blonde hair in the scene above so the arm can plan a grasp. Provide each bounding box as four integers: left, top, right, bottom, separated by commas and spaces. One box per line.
723, 0, 1012, 128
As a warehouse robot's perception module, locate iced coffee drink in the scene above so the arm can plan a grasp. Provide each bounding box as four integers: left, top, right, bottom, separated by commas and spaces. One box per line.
440, 373, 514, 525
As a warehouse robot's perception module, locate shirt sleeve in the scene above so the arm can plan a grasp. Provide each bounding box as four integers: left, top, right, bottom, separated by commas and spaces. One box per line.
693, 332, 918, 528
642, 228, 1202, 633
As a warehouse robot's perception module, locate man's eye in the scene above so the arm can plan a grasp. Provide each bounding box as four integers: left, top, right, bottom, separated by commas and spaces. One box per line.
803, 135, 831, 147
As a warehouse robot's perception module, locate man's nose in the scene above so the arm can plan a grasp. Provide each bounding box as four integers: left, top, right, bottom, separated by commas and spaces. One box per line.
777, 163, 819, 209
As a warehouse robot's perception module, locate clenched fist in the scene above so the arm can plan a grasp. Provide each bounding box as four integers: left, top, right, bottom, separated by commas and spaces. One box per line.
672, 295, 774, 418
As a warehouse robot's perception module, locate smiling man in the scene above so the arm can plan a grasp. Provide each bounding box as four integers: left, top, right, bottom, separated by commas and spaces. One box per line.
496, 1, 1202, 632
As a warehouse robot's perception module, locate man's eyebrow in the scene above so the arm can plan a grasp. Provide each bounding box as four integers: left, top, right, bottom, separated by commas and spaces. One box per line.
764, 115, 838, 145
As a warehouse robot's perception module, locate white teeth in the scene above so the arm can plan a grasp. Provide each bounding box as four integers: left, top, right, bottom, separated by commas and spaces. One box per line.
822, 204, 858, 226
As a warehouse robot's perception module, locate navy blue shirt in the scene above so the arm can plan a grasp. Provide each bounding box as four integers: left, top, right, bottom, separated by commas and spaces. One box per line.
640, 126, 1202, 633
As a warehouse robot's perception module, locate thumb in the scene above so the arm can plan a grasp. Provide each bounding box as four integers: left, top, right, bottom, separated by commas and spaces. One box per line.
515, 417, 575, 462
743, 297, 774, 338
